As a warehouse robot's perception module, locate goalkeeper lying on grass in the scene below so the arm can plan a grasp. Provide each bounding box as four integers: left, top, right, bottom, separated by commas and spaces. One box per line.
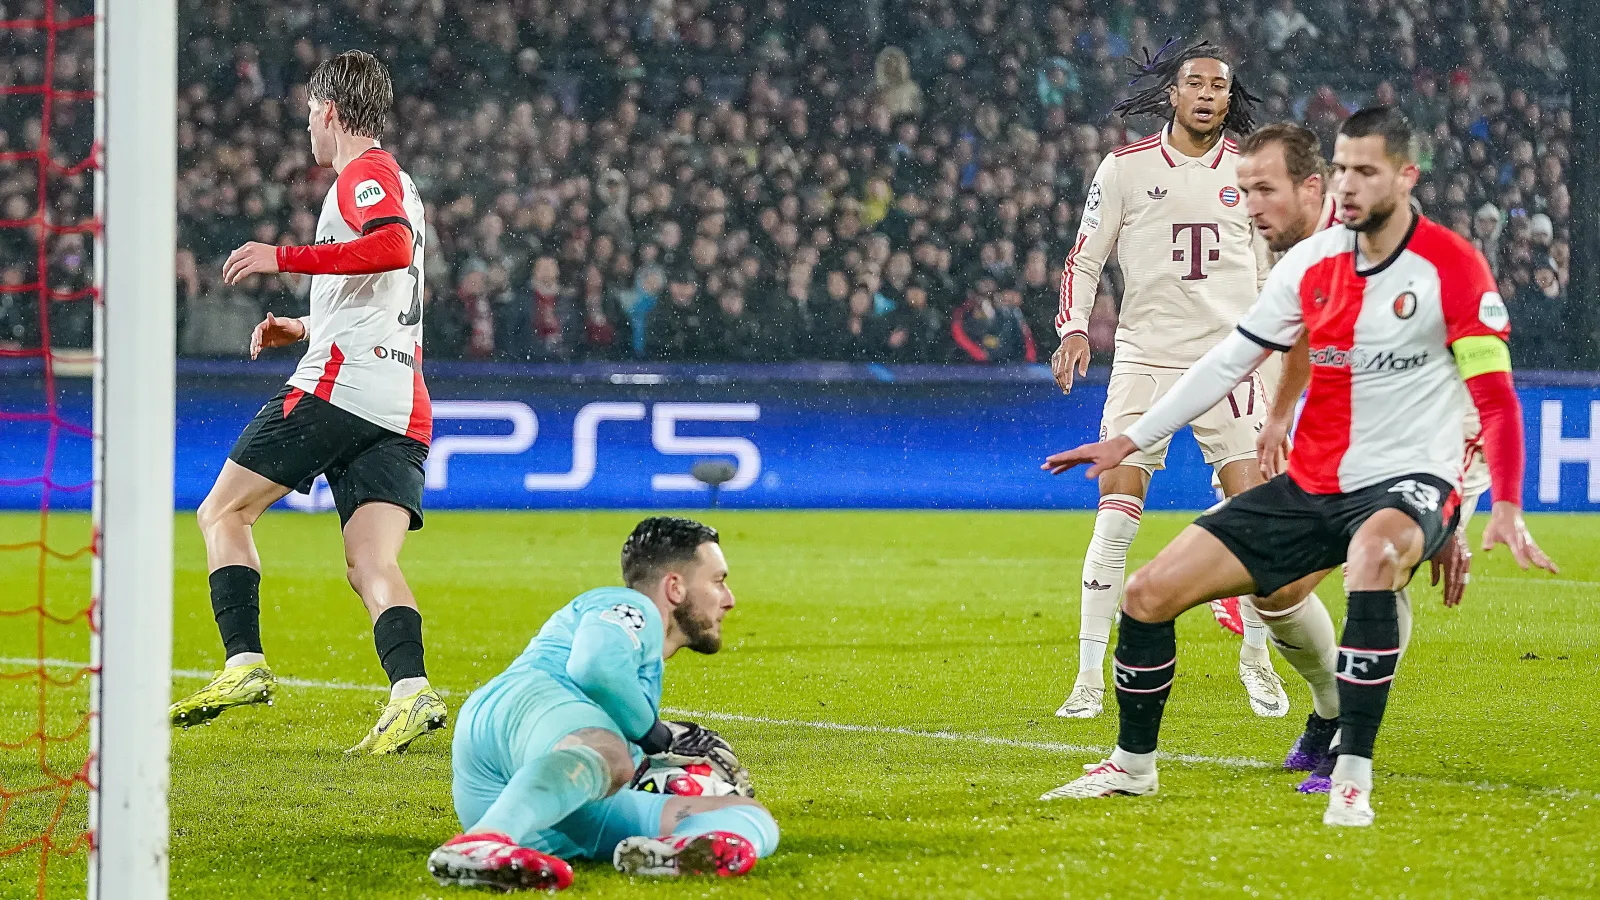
428, 516, 778, 891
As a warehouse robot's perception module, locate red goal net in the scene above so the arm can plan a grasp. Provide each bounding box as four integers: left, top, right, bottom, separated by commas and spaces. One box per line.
0, 1, 102, 896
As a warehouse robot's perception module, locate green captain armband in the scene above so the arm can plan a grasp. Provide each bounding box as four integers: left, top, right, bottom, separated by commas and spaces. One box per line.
1453, 334, 1511, 380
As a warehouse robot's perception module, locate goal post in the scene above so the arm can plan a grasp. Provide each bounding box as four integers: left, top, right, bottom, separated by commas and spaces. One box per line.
89, 0, 177, 897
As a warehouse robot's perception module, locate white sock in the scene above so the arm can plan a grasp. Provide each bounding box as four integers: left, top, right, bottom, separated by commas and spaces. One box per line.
1396, 588, 1412, 658
1239, 595, 1269, 656
225, 652, 266, 668
1331, 754, 1373, 791
1458, 489, 1485, 531
390, 676, 430, 701
1256, 593, 1339, 719
1077, 494, 1143, 689
1110, 745, 1156, 775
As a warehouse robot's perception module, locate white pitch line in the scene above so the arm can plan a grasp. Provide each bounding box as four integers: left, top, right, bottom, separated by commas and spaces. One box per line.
6, 657, 1594, 799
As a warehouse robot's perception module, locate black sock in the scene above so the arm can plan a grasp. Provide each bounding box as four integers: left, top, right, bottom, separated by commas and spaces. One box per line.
1113, 615, 1177, 754
373, 606, 427, 685
1336, 590, 1401, 759
210, 565, 263, 659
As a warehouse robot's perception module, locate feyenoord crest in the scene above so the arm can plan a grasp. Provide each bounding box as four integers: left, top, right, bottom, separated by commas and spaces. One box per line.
1392, 291, 1418, 319
1218, 186, 1240, 207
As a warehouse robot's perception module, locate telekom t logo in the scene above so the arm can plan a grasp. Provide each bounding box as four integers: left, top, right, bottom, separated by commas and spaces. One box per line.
1172, 223, 1221, 281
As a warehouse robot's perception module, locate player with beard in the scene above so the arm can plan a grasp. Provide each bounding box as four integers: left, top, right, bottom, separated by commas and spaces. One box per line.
1038, 108, 1554, 826
429, 517, 779, 890
1051, 40, 1300, 721
1237, 123, 1470, 794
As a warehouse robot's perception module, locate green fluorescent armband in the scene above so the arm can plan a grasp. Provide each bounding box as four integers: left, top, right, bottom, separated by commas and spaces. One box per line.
1453, 335, 1511, 380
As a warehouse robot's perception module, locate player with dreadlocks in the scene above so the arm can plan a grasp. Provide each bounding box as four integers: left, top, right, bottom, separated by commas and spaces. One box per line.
1048, 40, 1327, 723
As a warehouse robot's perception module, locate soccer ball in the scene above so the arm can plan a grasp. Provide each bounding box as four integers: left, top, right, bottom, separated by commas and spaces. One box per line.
633, 762, 740, 797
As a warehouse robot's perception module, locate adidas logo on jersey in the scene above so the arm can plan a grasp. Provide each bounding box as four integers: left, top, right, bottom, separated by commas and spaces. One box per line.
1147, 187, 1168, 200
1308, 346, 1429, 373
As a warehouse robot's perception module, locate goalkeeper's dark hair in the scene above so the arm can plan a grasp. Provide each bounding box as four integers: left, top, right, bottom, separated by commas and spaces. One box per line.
1111, 39, 1259, 135
308, 50, 393, 139
622, 517, 720, 588
1338, 106, 1416, 164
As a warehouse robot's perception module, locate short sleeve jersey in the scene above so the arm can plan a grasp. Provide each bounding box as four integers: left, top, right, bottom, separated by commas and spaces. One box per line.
1056, 126, 1272, 367
506, 587, 666, 715
285, 147, 432, 443
1237, 214, 1509, 494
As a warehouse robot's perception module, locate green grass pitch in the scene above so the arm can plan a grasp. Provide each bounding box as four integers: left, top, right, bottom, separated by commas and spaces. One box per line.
3, 509, 1599, 899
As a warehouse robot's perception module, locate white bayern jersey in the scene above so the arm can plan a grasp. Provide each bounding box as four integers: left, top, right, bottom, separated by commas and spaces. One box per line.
1237, 214, 1509, 495
1057, 125, 1272, 367
286, 147, 432, 444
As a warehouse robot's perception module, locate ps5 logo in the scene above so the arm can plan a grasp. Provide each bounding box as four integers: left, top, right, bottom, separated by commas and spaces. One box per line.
427, 400, 761, 493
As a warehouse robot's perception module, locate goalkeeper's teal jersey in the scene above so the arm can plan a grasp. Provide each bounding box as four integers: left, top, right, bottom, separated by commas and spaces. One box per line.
497, 587, 665, 741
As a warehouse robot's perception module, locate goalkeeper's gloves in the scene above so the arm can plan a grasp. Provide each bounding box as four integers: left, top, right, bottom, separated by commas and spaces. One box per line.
632, 719, 754, 797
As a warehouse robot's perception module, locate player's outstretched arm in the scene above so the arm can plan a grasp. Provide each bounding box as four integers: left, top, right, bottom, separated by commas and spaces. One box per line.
1043, 435, 1137, 478
1044, 329, 1271, 477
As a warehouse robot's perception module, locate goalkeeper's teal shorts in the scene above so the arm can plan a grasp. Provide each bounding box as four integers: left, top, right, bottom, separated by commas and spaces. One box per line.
451, 671, 668, 860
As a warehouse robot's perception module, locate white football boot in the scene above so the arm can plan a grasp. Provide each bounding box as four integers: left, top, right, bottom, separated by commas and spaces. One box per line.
1323, 780, 1376, 827
1054, 684, 1104, 719
1039, 760, 1158, 800
1239, 657, 1290, 718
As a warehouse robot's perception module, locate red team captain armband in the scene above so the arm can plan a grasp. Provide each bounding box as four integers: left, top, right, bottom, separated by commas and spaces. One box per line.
277, 149, 414, 276
1441, 240, 1523, 506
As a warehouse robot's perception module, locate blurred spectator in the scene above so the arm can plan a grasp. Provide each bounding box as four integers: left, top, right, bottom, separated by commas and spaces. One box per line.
502, 256, 579, 361
1, 0, 1563, 367
1512, 260, 1568, 370
951, 277, 1036, 364
646, 269, 710, 360
872, 47, 924, 120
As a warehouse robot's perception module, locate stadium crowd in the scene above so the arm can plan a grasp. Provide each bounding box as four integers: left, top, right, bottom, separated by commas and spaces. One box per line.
0, 0, 1577, 368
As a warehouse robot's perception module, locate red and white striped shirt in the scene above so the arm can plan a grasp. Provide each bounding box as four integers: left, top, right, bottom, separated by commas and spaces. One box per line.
283, 148, 432, 444
1237, 214, 1509, 494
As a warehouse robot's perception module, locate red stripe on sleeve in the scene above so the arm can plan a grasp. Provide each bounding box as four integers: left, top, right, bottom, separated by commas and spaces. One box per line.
1055, 234, 1089, 332
314, 343, 345, 401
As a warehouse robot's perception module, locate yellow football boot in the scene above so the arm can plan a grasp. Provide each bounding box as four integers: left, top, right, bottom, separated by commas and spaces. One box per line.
347, 686, 448, 755
169, 663, 277, 728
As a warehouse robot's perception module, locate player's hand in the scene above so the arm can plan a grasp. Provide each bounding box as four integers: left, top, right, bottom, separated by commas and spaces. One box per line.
1429, 529, 1471, 607
646, 721, 754, 797
249, 312, 305, 360
1051, 334, 1091, 394
1480, 501, 1558, 574
1043, 435, 1137, 478
222, 241, 281, 285
1256, 415, 1292, 480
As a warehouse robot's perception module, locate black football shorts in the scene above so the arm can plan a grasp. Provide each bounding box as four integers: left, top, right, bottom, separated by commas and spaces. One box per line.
229, 383, 428, 530
1195, 472, 1460, 597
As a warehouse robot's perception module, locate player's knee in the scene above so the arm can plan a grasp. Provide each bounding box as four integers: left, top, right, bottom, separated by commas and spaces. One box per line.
1121, 569, 1166, 621
1345, 534, 1402, 589
196, 491, 243, 536
561, 728, 634, 794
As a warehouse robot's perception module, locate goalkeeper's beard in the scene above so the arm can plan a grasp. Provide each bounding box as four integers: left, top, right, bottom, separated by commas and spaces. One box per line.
674, 602, 722, 654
